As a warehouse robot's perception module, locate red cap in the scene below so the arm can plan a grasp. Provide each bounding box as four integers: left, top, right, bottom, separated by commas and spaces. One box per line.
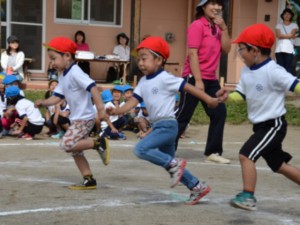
233, 24, 275, 49
136, 36, 170, 59
43, 37, 77, 54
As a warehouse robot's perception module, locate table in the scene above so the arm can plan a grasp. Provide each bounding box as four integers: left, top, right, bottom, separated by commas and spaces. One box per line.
75, 58, 129, 84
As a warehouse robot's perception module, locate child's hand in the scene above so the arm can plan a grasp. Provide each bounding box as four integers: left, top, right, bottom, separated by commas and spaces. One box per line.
97, 109, 107, 121
216, 88, 228, 102
207, 97, 219, 108
34, 99, 44, 108
106, 107, 117, 115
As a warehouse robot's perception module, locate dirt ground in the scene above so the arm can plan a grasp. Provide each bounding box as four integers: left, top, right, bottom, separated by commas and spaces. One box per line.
0, 123, 300, 225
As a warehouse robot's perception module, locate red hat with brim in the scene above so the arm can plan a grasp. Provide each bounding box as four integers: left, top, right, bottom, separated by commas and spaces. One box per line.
136, 36, 170, 60
232, 23, 275, 49
43, 37, 77, 54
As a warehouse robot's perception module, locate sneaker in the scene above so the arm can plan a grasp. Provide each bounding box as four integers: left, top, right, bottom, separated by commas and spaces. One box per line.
205, 153, 231, 164
118, 132, 127, 140
21, 133, 33, 140
186, 182, 211, 205
168, 158, 186, 188
51, 131, 64, 139
230, 192, 257, 211
68, 177, 97, 190
94, 136, 110, 166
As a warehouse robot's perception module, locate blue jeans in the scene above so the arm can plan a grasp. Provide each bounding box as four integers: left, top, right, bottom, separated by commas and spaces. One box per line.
134, 119, 199, 189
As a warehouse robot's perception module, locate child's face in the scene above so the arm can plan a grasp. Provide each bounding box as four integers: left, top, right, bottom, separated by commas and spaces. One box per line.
137, 49, 163, 75
49, 81, 58, 91
237, 44, 257, 67
9, 41, 19, 51
48, 50, 71, 71
112, 90, 122, 101
124, 90, 133, 101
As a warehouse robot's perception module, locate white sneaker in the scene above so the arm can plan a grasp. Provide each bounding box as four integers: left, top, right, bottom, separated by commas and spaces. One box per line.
168, 158, 186, 188
205, 153, 230, 164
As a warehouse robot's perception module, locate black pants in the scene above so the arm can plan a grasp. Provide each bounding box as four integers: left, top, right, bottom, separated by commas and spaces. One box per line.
275, 52, 294, 74
175, 76, 227, 156
77, 61, 90, 76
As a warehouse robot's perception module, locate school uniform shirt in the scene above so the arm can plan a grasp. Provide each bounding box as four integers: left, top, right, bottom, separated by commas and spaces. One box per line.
275, 22, 298, 54
101, 101, 118, 130
236, 58, 298, 124
133, 69, 185, 123
15, 98, 45, 125
0, 95, 6, 117
182, 16, 222, 80
53, 63, 96, 121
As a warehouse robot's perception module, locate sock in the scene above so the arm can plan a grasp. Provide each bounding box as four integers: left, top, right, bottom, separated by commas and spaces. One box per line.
93, 139, 99, 150
166, 159, 178, 171
191, 181, 200, 190
83, 174, 94, 181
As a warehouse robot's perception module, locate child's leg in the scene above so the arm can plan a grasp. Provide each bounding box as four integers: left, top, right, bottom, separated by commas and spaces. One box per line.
73, 154, 93, 177
240, 154, 257, 192
277, 162, 300, 185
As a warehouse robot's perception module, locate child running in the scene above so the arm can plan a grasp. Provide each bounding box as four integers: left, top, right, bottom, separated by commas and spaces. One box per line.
217, 24, 300, 211
35, 37, 109, 190
107, 36, 220, 205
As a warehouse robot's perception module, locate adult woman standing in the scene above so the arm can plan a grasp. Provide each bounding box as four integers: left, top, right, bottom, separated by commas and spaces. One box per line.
176, 0, 231, 164
275, 8, 298, 74
74, 30, 90, 75
1, 35, 25, 81
113, 33, 130, 61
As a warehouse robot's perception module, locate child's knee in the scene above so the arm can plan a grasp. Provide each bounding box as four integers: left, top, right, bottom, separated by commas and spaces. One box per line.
59, 138, 75, 152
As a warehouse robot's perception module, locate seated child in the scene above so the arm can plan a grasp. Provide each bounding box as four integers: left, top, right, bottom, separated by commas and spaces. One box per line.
2, 75, 25, 96
121, 84, 138, 131
5, 86, 45, 140
134, 102, 151, 139
101, 89, 126, 140
44, 80, 58, 136
51, 99, 71, 139
112, 85, 123, 108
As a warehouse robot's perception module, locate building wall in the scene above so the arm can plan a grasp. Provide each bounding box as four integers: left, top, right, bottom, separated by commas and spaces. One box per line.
31, 0, 281, 84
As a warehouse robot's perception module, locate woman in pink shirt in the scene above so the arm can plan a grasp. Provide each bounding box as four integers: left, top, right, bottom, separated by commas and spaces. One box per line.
74, 30, 90, 75
176, 0, 231, 164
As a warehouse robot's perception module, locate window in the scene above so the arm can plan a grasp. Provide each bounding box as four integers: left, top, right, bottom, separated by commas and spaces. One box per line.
55, 0, 122, 26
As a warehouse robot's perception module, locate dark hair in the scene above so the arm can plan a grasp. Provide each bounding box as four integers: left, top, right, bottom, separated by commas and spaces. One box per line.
6, 95, 23, 106
6, 35, 20, 55
242, 43, 271, 56
280, 8, 294, 22
47, 49, 75, 60
75, 30, 86, 43
195, 0, 223, 19
116, 33, 129, 45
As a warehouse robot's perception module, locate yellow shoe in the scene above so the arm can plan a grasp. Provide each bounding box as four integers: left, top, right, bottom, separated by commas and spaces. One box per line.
68, 177, 97, 190
205, 153, 230, 164
94, 136, 110, 166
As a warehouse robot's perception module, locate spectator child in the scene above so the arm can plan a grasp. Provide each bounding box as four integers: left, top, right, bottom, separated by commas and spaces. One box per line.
121, 84, 138, 131
44, 79, 58, 136
5, 86, 44, 140
51, 99, 71, 139
101, 89, 126, 140
134, 102, 151, 139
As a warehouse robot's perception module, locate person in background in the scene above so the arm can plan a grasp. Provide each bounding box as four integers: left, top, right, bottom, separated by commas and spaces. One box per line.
44, 80, 59, 136
5, 86, 44, 140
121, 84, 138, 132
2, 75, 25, 96
275, 8, 299, 74
134, 102, 151, 139
100, 89, 127, 140
74, 30, 90, 75
113, 33, 130, 61
51, 99, 71, 139
1, 35, 25, 82
112, 85, 124, 108
175, 0, 231, 164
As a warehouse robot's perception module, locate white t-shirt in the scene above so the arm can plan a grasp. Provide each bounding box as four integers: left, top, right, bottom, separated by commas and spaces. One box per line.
0, 95, 6, 117
16, 98, 45, 125
101, 101, 119, 130
53, 63, 96, 121
133, 70, 185, 122
275, 22, 299, 54
113, 45, 130, 60
236, 59, 298, 124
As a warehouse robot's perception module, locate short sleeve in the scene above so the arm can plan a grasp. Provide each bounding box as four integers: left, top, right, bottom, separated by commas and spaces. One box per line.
187, 21, 203, 49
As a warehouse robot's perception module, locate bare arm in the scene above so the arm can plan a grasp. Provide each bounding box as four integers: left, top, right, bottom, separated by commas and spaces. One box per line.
107, 97, 139, 115
275, 28, 298, 39
90, 86, 106, 121
35, 95, 62, 108
188, 48, 204, 90
214, 15, 231, 53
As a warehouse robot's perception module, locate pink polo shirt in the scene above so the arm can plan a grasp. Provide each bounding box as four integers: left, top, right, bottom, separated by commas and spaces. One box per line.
182, 17, 222, 80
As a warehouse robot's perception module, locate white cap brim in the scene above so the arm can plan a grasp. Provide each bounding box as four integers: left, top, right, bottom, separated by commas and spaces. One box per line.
196, 0, 208, 9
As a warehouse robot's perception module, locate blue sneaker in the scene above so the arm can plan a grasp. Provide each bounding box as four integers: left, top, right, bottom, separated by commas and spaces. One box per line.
51, 131, 65, 139
230, 192, 257, 211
